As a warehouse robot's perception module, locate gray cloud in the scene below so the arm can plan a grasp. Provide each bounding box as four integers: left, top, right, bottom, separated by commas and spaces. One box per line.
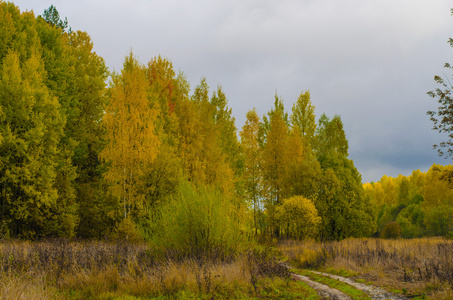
13, 0, 453, 182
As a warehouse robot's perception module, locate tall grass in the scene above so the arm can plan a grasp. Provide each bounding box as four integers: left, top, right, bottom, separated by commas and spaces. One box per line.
0, 239, 289, 299
279, 238, 453, 298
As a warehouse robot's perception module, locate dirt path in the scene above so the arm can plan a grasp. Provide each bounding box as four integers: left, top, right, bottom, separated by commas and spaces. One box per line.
291, 273, 352, 300
309, 271, 408, 300
291, 271, 408, 300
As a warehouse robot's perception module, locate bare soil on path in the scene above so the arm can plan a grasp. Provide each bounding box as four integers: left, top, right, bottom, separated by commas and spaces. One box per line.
291, 270, 408, 300
291, 273, 352, 300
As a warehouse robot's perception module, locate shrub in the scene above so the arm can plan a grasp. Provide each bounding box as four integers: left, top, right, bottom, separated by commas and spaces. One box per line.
275, 196, 321, 239
145, 181, 251, 260
114, 217, 143, 243
380, 221, 401, 239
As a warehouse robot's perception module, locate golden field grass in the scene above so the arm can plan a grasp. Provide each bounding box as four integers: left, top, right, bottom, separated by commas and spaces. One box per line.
0, 239, 314, 299
279, 237, 453, 299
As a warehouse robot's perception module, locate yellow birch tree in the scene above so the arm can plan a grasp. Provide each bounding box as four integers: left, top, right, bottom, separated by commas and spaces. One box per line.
101, 52, 159, 219
240, 108, 262, 234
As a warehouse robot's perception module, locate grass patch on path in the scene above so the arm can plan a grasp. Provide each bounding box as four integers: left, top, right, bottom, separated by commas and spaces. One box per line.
292, 269, 371, 300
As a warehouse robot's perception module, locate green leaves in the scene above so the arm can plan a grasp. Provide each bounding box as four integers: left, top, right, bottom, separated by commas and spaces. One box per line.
146, 181, 250, 259
41, 5, 68, 32
427, 25, 453, 158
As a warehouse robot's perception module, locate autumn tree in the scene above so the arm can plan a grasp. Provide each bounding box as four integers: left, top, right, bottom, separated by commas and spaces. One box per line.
38, 5, 111, 238
142, 56, 183, 207
240, 108, 262, 234
211, 86, 243, 188
100, 52, 159, 220
0, 3, 82, 238
422, 165, 453, 236
291, 90, 316, 146
261, 100, 289, 236
287, 91, 321, 200
0, 49, 66, 238
177, 78, 234, 192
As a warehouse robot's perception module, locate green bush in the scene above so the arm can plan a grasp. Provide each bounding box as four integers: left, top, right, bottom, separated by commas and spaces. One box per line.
380, 221, 401, 239
144, 181, 251, 260
275, 196, 321, 239
114, 217, 143, 243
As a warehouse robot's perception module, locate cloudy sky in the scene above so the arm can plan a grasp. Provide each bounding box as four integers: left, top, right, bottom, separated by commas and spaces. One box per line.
12, 0, 453, 183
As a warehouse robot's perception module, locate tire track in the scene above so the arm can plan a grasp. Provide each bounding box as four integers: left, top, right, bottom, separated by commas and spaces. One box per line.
310, 271, 408, 300
291, 269, 408, 300
291, 273, 352, 300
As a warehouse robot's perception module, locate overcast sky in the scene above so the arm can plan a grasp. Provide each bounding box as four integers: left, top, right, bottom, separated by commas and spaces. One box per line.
12, 0, 453, 183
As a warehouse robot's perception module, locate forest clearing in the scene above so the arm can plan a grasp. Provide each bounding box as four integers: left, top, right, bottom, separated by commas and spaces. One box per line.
2, 1, 453, 299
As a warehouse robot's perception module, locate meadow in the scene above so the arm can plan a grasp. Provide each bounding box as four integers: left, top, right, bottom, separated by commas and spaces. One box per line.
279, 237, 453, 299
0, 239, 312, 299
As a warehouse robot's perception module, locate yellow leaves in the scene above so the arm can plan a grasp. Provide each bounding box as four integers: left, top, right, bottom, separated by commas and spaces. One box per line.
276, 196, 321, 239
147, 55, 175, 101
0, 4, 16, 58
291, 90, 316, 145
421, 164, 453, 208
240, 108, 262, 202
365, 165, 453, 209
261, 109, 289, 203
101, 52, 160, 218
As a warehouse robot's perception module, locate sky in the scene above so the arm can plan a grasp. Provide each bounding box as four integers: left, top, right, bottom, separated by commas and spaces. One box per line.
11, 0, 453, 183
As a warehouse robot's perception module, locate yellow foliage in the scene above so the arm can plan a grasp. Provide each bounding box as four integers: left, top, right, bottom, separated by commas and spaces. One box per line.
276, 196, 321, 239
421, 164, 453, 208
101, 52, 160, 218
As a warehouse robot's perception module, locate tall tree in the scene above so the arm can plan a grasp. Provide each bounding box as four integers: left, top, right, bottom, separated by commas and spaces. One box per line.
259, 93, 288, 147
0, 3, 80, 238
314, 113, 374, 240
240, 108, 262, 234
100, 52, 159, 219
0, 50, 66, 238
283, 126, 321, 200
67, 30, 110, 238
288, 91, 320, 200
315, 114, 348, 159
291, 90, 316, 146
211, 86, 243, 182
143, 56, 183, 207
177, 78, 234, 192
261, 106, 289, 236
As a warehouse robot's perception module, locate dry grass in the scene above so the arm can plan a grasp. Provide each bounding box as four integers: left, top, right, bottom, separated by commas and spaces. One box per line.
0, 239, 290, 299
279, 237, 453, 298
0, 274, 58, 300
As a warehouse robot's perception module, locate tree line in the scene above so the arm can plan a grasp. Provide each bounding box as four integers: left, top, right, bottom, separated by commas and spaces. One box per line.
364, 165, 453, 238
1, 2, 449, 243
